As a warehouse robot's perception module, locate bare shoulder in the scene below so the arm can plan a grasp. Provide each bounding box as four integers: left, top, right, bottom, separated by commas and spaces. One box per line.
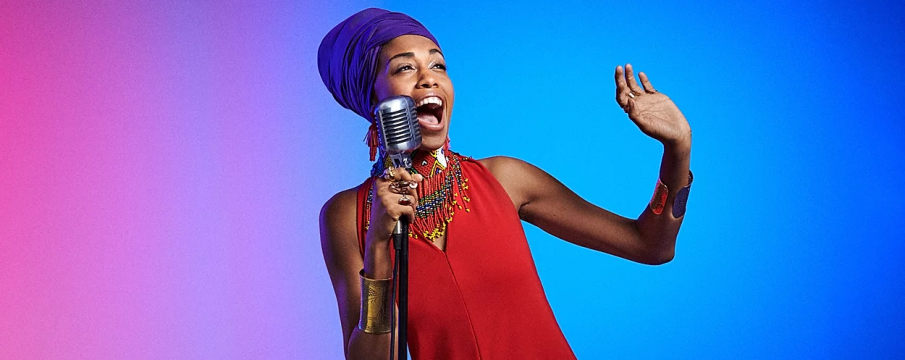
320, 187, 359, 225
477, 155, 534, 178
477, 156, 547, 212
478, 155, 551, 183
319, 186, 362, 259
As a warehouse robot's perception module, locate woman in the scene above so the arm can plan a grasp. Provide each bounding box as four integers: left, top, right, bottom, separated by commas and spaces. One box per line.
318, 8, 692, 360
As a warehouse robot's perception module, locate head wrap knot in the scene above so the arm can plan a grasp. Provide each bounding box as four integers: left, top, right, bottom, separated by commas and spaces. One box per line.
317, 8, 440, 122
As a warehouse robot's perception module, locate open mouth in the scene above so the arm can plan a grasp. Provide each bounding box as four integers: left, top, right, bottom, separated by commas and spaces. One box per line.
415, 96, 444, 131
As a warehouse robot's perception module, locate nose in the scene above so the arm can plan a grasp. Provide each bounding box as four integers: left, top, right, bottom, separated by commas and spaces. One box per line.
417, 70, 438, 89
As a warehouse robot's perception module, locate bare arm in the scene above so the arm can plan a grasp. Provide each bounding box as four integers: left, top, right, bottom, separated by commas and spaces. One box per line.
614, 63, 692, 263
320, 170, 422, 359
480, 64, 691, 265
320, 189, 390, 359
481, 156, 679, 265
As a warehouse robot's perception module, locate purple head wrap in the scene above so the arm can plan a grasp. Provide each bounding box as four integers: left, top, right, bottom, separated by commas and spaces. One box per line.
317, 8, 440, 122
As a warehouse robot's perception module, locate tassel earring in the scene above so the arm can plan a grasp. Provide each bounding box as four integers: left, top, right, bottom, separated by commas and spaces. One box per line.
364, 122, 379, 161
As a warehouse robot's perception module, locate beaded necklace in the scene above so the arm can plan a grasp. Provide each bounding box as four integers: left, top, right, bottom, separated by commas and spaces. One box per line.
369, 148, 471, 241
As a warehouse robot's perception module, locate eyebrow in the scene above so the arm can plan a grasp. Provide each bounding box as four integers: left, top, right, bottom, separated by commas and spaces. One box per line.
387, 48, 444, 63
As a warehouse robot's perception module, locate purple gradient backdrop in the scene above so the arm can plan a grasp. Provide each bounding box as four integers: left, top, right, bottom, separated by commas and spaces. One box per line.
1, 1, 359, 358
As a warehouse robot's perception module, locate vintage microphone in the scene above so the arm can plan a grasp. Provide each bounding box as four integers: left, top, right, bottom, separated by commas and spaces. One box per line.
373, 95, 421, 360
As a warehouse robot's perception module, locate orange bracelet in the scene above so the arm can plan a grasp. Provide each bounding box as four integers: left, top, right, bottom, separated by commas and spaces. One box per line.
649, 171, 693, 216
649, 178, 669, 215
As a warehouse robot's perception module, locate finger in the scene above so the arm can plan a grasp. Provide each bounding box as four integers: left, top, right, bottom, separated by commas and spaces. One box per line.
638, 71, 657, 94
386, 172, 420, 219
397, 172, 421, 221
393, 170, 419, 193
395, 168, 415, 183
395, 194, 417, 222
376, 176, 400, 198
387, 182, 410, 195
624, 64, 644, 95
615, 65, 629, 107
406, 193, 419, 220
400, 175, 421, 213
379, 189, 413, 216
388, 203, 413, 223
377, 167, 399, 182
379, 168, 417, 193
376, 173, 390, 185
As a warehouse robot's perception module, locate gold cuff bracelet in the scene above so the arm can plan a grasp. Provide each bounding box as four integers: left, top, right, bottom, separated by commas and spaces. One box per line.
358, 270, 392, 334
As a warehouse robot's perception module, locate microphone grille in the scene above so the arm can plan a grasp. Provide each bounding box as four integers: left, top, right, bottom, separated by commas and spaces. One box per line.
375, 96, 422, 154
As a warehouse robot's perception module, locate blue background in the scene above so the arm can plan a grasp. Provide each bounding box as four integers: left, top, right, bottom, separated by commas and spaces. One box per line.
328, 0, 905, 358
1, 0, 902, 359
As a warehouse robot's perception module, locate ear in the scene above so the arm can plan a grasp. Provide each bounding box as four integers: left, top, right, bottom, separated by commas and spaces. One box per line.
369, 91, 379, 121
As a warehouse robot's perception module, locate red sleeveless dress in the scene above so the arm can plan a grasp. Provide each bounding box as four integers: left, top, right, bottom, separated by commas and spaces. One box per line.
355, 157, 576, 360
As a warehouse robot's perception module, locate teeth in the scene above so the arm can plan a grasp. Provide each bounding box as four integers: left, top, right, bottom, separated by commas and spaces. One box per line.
416, 96, 443, 108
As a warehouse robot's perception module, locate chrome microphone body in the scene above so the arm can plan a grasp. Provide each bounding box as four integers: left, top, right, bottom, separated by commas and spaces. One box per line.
374, 95, 422, 169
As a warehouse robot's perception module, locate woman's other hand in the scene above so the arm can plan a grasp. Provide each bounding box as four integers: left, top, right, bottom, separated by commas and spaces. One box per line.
363, 168, 423, 278
615, 64, 691, 150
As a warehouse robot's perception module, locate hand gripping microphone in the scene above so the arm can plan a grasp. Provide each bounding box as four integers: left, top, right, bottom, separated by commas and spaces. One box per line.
373, 95, 420, 360
374, 95, 422, 169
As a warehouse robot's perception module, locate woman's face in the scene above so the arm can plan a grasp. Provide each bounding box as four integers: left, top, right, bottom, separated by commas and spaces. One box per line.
373, 35, 454, 151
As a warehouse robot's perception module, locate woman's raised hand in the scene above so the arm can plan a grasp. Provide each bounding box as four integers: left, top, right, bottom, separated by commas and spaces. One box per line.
615, 64, 691, 148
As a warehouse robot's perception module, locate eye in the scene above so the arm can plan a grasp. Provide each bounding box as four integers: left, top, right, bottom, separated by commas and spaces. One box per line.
432, 63, 447, 71
393, 64, 414, 74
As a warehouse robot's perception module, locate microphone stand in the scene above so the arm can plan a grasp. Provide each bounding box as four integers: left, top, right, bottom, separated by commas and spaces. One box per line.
392, 218, 409, 360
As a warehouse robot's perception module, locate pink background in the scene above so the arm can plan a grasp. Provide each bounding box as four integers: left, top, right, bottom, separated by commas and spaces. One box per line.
0, 1, 362, 358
